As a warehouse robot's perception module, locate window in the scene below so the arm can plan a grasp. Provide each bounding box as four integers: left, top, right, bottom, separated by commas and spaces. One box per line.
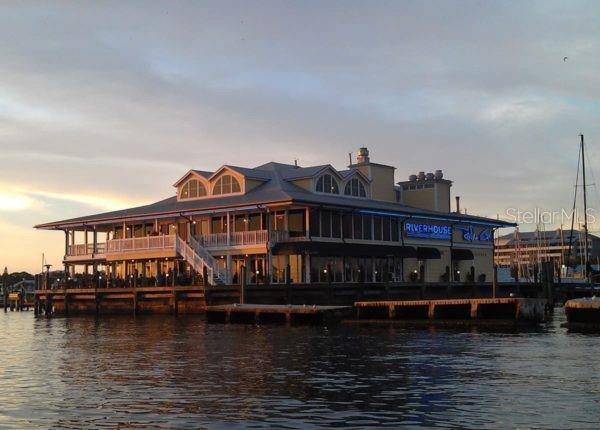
331, 212, 341, 238
342, 213, 353, 239
353, 214, 363, 239
316, 174, 339, 194
363, 215, 372, 240
213, 174, 241, 195
344, 178, 367, 197
180, 179, 207, 199
373, 216, 382, 241
248, 213, 261, 231
310, 209, 320, 237
321, 210, 331, 237
288, 210, 306, 237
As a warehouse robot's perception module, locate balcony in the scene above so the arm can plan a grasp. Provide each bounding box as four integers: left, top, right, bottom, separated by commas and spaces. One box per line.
64, 231, 305, 263
106, 235, 176, 253
65, 243, 106, 261
198, 230, 302, 248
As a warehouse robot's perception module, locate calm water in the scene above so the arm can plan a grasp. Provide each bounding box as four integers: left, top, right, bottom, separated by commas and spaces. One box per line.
0, 310, 599, 429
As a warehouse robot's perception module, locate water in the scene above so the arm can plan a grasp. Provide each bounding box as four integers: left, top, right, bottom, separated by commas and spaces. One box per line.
0, 311, 599, 429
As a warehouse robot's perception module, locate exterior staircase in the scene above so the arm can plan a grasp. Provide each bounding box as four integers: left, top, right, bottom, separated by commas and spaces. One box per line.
176, 237, 226, 286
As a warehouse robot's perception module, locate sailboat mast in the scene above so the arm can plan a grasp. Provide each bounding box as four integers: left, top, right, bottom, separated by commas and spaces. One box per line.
581, 134, 590, 282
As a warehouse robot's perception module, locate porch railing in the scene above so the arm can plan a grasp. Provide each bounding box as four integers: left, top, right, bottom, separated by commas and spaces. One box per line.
198, 230, 277, 247
67, 243, 107, 256
106, 235, 176, 253
69, 229, 301, 257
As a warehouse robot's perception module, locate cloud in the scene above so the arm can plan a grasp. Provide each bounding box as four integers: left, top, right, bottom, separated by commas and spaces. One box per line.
0, 192, 38, 211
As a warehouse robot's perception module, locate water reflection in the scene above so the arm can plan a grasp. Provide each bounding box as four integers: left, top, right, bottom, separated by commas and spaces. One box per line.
0, 312, 598, 428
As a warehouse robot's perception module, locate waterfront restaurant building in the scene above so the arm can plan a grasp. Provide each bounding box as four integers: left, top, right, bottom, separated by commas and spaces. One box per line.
36, 148, 514, 288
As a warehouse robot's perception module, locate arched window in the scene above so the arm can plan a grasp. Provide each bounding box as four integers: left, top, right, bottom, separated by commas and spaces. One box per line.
344, 178, 367, 197
180, 179, 207, 199
213, 174, 241, 195
316, 174, 339, 194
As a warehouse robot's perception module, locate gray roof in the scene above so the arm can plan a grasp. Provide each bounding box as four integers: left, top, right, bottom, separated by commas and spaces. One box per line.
191, 170, 213, 178
36, 161, 515, 229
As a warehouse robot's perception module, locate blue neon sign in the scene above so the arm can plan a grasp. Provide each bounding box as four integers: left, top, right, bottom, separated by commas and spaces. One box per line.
458, 225, 492, 242
404, 222, 452, 240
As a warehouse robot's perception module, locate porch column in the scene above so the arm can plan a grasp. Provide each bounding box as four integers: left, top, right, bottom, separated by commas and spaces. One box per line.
305, 208, 310, 238
226, 211, 231, 245
93, 228, 98, 254
267, 250, 273, 283
64, 230, 69, 258
305, 254, 311, 284
226, 255, 232, 284
284, 209, 289, 232
84, 227, 88, 253
154, 219, 158, 234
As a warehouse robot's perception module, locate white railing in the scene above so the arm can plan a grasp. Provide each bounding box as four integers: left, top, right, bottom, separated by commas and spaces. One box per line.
198, 232, 229, 247
67, 243, 107, 256
230, 230, 269, 245
177, 237, 222, 286
197, 230, 296, 248
106, 235, 176, 253
189, 236, 226, 283
269, 230, 290, 243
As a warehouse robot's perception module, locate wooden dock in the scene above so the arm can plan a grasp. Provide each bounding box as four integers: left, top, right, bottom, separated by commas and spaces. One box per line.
354, 297, 548, 324
34, 286, 208, 316
564, 298, 600, 329
205, 304, 353, 324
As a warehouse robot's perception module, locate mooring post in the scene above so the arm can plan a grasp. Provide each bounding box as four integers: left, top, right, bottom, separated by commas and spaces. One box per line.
428, 303, 436, 319
240, 265, 246, 305
388, 305, 396, 319
470, 303, 479, 319
132, 287, 137, 316
45, 294, 53, 317
172, 290, 178, 315
493, 265, 498, 298
63, 289, 69, 316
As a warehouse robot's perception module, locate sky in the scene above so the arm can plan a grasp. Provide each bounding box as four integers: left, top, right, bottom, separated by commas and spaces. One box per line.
1, 0, 600, 273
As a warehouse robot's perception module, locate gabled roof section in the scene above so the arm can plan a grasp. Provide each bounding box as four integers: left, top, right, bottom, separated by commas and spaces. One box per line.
208, 165, 272, 181
173, 169, 213, 187
339, 168, 371, 183
282, 164, 344, 181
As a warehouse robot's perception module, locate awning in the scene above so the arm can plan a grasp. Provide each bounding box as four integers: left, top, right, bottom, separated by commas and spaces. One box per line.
451, 248, 474, 260
271, 241, 417, 258
417, 247, 441, 259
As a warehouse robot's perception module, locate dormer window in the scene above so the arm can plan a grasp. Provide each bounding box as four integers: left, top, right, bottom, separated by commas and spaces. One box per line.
316, 174, 339, 194
180, 179, 207, 199
344, 178, 367, 198
213, 174, 241, 195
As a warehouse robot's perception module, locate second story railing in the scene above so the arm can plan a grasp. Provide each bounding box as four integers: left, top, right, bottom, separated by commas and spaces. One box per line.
67, 229, 304, 258
197, 230, 290, 248
106, 235, 176, 253
67, 243, 106, 257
